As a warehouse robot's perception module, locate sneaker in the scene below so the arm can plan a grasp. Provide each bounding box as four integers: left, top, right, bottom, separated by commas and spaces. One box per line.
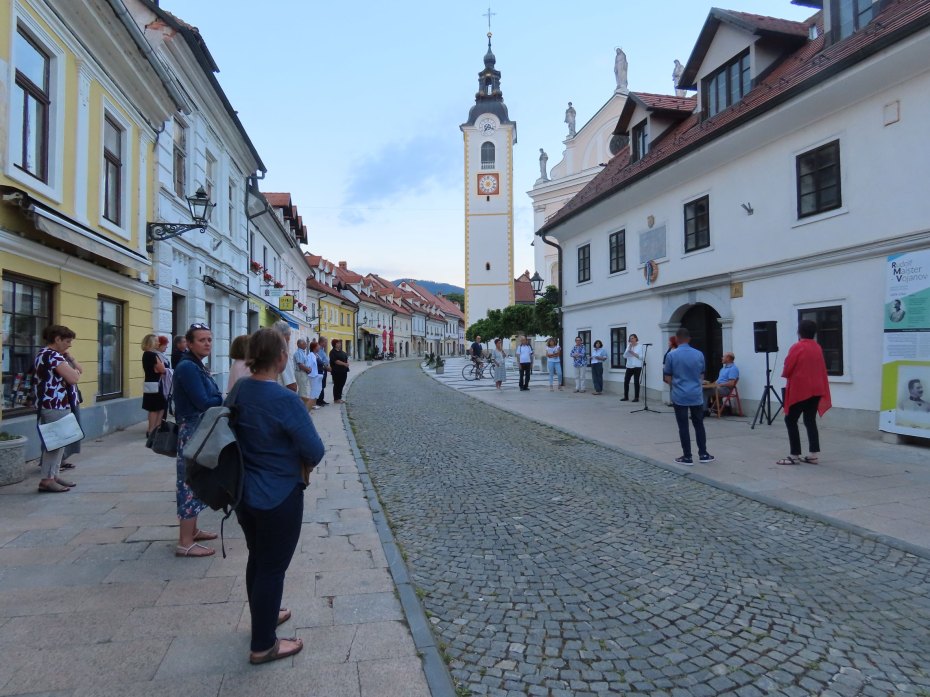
675, 456, 694, 465
699, 453, 715, 463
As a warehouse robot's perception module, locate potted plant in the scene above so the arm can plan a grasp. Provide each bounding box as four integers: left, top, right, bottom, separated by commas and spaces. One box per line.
250, 260, 263, 273
424, 352, 435, 367
274, 281, 285, 289
0, 432, 27, 486
263, 271, 273, 283
434, 355, 445, 374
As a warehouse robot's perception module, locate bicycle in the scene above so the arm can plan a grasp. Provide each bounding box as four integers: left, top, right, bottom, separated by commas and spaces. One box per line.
462, 360, 495, 381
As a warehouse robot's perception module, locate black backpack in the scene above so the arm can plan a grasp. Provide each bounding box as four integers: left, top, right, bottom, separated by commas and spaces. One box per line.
183, 379, 244, 555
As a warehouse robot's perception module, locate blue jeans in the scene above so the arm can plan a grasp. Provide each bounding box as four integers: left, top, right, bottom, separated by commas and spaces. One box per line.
591, 363, 604, 393
236, 484, 304, 652
673, 404, 708, 458
547, 359, 562, 386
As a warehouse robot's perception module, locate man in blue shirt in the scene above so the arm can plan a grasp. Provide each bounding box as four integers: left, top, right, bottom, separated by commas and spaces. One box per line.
704, 352, 739, 410
315, 337, 330, 407
663, 328, 714, 465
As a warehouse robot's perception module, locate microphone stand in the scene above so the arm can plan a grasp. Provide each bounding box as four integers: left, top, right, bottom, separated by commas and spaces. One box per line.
630, 344, 663, 414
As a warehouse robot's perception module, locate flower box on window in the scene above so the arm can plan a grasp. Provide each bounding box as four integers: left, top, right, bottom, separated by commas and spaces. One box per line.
250, 260, 263, 273
273, 281, 284, 289
263, 272, 273, 282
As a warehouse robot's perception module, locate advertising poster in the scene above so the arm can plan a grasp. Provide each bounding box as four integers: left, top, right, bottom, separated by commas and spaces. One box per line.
879, 249, 930, 436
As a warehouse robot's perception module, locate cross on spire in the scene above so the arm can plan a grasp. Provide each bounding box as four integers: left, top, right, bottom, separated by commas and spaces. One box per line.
483, 5, 495, 34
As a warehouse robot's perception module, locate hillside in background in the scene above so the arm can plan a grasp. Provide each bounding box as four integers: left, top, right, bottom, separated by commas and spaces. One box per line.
394, 279, 464, 297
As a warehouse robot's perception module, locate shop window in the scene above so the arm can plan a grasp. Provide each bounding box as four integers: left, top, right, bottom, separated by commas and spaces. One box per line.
2, 275, 52, 412
97, 297, 123, 399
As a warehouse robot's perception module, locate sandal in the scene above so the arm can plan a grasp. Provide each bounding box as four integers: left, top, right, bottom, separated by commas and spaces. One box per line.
60, 462, 76, 470
38, 480, 70, 493
776, 456, 801, 466
175, 542, 215, 558
193, 529, 218, 541
249, 637, 303, 665
55, 477, 76, 488
800, 455, 819, 464
277, 608, 291, 626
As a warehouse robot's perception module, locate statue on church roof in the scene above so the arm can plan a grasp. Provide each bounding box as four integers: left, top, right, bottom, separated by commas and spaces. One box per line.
673, 59, 685, 97
614, 47, 628, 93
538, 148, 549, 182
565, 102, 576, 138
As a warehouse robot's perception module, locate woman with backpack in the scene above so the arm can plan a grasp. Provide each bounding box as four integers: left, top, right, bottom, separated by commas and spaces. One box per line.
172, 323, 222, 558
233, 328, 325, 664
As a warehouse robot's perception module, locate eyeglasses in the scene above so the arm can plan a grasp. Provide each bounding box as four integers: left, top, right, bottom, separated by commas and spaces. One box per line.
189, 323, 211, 331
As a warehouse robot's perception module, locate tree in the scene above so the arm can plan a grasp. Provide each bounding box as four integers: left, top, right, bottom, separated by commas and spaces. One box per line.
444, 292, 464, 309
500, 304, 537, 337
534, 285, 561, 339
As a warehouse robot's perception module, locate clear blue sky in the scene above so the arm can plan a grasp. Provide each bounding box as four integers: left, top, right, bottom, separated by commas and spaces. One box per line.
162, 1, 814, 286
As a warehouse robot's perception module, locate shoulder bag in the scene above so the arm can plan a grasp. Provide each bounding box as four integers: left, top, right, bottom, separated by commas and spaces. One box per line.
35, 352, 85, 452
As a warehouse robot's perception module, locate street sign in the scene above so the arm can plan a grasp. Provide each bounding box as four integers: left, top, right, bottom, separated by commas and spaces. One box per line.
278, 295, 294, 311
264, 288, 284, 298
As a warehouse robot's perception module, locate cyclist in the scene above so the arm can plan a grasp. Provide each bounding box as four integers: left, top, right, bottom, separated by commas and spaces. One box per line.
470, 335, 484, 366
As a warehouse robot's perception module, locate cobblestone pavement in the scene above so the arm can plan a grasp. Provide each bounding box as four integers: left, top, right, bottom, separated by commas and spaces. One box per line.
347, 362, 930, 697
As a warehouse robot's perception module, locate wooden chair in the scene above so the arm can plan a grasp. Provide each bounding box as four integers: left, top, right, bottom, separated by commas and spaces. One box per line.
712, 379, 742, 417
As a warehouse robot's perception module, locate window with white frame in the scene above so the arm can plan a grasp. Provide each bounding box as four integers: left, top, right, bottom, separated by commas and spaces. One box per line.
228, 179, 236, 235
481, 141, 495, 170
102, 115, 123, 225
13, 27, 51, 182
173, 118, 187, 197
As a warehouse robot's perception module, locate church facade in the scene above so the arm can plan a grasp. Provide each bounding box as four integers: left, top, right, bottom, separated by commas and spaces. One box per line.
461, 34, 515, 329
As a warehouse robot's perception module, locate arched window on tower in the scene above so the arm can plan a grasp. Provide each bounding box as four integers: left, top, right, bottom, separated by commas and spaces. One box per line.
486, 82, 492, 95
481, 141, 495, 170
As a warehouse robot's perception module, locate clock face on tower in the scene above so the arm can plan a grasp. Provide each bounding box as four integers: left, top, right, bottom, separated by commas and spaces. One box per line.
477, 173, 500, 195
478, 117, 497, 135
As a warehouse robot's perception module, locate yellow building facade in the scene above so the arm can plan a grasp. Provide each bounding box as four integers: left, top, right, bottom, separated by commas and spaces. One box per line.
0, 0, 183, 453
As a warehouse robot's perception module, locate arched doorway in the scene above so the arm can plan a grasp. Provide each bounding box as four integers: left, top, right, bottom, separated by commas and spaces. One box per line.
680, 303, 723, 381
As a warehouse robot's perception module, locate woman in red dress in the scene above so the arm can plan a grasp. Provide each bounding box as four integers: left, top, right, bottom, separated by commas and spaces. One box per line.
777, 319, 832, 465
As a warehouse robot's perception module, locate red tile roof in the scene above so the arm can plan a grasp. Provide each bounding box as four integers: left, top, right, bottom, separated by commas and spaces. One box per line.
264, 192, 292, 208
635, 92, 697, 112
542, 2, 930, 235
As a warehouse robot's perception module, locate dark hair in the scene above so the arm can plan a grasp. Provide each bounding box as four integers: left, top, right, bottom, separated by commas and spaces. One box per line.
908, 379, 922, 391
798, 319, 817, 340
185, 323, 211, 343
173, 335, 187, 349
593, 340, 603, 348
630, 334, 638, 341
332, 338, 342, 348
668, 336, 679, 349
42, 325, 76, 343
309, 340, 319, 353
247, 328, 287, 374
229, 334, 250, 361
675, 327, 690, 341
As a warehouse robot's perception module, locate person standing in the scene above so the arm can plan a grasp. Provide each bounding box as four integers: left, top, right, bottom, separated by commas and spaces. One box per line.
570, 336, 587, 393
227, 334, 251, 391
621, 334, 643, 402
516, 336, 534, 391
545, 337, 562, 391
293, 338, 313, 409
171, 335, 188, 369
778, 319, 832, 465
233, 328, 325, 665
663, 328, 714, 465
662, 335, 679, 406
470, 335, 483, 365
271, 321, 297, 393
491, 338, 507, 390
316, 337, 330, 406
329, 338, 350, 403
34, 325, 82, 492
141, 334, 168, 440
590, 340, 608, 395
307, 340, 323, 409
172, 323, 221, 557
59, 350, 84, 471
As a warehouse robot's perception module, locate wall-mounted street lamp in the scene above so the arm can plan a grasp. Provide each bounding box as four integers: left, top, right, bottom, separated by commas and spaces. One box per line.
530, 270, 545, 297
146, 186, 215, 253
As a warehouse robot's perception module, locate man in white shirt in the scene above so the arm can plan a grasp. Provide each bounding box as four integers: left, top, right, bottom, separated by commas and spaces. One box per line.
272, 320, 297, 392
516, 336, 534, 391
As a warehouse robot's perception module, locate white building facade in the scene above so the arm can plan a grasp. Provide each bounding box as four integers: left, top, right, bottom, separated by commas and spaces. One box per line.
538, 1, 930, 432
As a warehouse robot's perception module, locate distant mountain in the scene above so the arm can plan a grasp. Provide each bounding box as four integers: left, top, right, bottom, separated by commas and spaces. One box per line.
393, 279, 464, 296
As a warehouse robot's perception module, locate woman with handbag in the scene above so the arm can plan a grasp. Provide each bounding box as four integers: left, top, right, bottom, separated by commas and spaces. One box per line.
34, 325, 82, 493
141, 334, 168, 440
172, 323, 222, 557
234, 328, 325, 664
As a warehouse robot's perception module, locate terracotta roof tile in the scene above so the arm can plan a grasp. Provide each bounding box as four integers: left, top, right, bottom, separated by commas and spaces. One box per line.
721, 9, 810, 36
264, 192, 291, 207
542, 2, 930, 234
635, 92, 697, 112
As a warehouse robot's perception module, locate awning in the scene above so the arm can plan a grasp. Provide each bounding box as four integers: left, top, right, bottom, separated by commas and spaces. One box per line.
203, 275, 248, 301
360, 326, 380, 335
12, 193, 151, 272
254, 296, 300, 329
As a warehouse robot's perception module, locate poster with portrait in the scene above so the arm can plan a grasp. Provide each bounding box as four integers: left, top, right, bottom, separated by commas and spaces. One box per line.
880, 250, 930, 436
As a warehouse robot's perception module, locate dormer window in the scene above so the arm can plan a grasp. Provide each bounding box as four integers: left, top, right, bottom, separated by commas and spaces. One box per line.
631, 120, 648, 163
703, 50, 750, 118
481, 141, 495, 170
831, 0, 877, 42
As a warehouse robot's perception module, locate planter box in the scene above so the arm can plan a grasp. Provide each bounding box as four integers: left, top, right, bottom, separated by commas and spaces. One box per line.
435, 365, 445, 374
0, 436, 27, 486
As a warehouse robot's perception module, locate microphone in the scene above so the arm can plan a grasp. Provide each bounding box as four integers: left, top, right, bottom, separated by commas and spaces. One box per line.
642, 343, 653, 346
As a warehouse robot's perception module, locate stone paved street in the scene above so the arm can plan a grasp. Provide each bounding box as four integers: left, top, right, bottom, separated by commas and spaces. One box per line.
348, 361, 930, 697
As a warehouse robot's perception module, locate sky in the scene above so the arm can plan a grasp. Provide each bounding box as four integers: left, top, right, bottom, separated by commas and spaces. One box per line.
161, 1, 815, 287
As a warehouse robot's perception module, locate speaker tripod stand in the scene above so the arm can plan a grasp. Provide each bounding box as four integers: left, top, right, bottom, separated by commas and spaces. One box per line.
751, 351, 783, 429
630, 344, 663, 414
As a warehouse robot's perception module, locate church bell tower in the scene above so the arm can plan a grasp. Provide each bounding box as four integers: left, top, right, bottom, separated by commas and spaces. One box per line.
461, 31, 516, 329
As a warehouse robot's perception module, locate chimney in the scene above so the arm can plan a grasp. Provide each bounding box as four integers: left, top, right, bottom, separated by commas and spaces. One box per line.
339, 261, 347, 269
